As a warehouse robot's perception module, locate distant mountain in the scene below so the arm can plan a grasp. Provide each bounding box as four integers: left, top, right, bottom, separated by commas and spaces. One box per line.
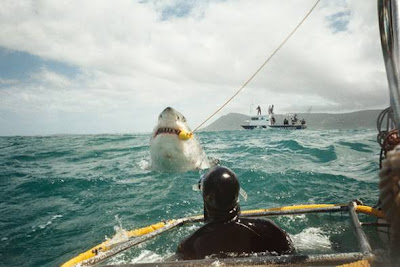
200, 110, 382, 131
201, 113, 250, 131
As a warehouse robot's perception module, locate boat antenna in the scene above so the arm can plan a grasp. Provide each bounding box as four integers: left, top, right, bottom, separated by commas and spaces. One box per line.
190, 0, 320, 134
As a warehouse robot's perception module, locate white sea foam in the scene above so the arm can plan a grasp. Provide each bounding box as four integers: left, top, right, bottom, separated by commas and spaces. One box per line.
211, 260, 222, 266
35, 214, 63, 230
39, 221, 52, 229
139, 159, 150, 170
285, 214, 307, 223
290, 227, 332, 253
106, 215, 129, 245
130, 250, 163, 263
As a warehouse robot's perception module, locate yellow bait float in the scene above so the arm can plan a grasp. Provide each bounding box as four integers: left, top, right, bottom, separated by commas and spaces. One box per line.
178, 130, 193, 140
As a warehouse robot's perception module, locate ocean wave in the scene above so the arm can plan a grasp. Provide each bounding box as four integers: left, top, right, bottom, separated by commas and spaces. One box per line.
0, 130, 382, 266
337, 141, 374, 153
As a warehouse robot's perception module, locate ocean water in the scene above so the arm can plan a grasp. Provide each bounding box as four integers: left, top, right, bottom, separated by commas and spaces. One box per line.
0, 129, 383, 266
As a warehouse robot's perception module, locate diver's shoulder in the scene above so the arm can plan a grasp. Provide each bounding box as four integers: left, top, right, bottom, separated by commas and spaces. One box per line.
239, 217, 277, 225
239, 217, 287, 234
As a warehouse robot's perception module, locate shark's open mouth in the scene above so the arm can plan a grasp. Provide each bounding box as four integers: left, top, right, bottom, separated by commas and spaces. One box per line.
154, 127, 181, 138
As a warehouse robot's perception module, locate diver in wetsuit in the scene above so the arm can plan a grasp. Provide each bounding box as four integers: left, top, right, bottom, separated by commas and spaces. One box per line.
176, 166, 294, 260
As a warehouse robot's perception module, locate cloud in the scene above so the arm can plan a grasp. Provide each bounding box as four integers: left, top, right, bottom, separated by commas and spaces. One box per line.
30, 68, 73, 88
0, 78, 19, 85
0, 0, 390, 135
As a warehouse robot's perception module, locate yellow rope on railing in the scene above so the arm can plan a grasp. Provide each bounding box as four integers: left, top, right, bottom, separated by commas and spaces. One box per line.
61, 221, 169, 267
356, 205, 385, 219
241, 203, 336, 215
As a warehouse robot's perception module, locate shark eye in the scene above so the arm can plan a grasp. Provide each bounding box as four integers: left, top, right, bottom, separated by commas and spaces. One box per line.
176, 115, 180, 120
182, 116, 186, 122
159, 115, 162, 119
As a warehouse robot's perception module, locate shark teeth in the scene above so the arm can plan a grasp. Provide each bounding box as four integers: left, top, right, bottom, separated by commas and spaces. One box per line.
155, 127, 181, 137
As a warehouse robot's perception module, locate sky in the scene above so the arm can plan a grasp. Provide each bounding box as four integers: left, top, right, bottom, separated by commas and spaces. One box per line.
0, 0, 390, 135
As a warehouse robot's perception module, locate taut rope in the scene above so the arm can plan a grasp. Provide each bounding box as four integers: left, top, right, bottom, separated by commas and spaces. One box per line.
192, 0, 320, 133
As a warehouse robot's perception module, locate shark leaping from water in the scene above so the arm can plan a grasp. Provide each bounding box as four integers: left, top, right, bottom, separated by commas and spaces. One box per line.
150, 107, 210, 172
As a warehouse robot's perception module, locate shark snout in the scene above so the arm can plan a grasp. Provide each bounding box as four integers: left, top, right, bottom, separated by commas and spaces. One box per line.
159, 107, 186, 123
162, 107, 175, 114
160, 107, 177, 118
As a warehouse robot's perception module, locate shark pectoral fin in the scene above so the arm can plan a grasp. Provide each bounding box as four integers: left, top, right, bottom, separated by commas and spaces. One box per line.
178, 130, 193, 140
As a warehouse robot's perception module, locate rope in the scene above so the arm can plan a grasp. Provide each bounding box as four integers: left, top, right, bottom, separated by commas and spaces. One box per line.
192, 0, 321, 133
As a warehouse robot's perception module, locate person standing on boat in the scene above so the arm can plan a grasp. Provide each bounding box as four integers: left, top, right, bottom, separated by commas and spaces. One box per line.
176, 166, 294, 260
256, 105, 261, 115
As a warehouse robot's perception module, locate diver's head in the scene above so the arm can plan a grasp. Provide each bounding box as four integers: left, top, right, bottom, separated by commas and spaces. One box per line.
202, 166, 240, 222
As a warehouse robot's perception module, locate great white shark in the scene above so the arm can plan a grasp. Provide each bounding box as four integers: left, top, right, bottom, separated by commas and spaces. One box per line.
150, 107, 210, 172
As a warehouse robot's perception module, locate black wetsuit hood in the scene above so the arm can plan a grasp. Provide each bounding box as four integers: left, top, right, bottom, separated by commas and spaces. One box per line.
177, 166, 295, 260
202, 166, 240, 223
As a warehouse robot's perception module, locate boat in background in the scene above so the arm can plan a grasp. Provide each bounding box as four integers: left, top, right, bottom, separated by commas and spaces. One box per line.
268, 113, 307, 130
241, 115, 269, 129
240, 105, 307, 130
